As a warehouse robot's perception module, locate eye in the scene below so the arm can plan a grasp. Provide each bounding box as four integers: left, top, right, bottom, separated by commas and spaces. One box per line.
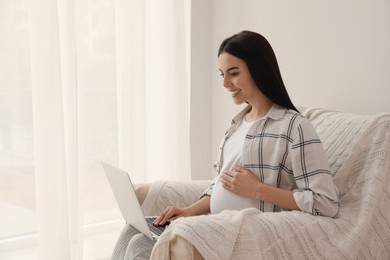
229, 72, 239, 77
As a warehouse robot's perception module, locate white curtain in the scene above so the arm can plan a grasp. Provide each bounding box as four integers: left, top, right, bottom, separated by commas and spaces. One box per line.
114, 0, 191, 182
27, 0, 191, 259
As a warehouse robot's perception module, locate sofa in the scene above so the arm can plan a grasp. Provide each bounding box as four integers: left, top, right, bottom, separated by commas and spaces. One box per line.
131, 107, 390, 259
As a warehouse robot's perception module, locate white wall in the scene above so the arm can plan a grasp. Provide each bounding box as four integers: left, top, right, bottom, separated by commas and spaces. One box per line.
190, 0, 390, 180
210, 0, 390, 177
190, 0, 213, 180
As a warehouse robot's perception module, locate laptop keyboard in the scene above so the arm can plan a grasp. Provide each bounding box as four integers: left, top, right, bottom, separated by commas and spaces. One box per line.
145, 217, 168, 236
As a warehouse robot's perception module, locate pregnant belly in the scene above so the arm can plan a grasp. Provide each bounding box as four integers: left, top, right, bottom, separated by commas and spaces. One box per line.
210, 177, 257, 214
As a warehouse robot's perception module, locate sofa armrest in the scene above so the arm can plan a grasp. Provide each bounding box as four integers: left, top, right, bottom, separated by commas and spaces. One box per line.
134, 183, 151, 205
169, 235, 204, 260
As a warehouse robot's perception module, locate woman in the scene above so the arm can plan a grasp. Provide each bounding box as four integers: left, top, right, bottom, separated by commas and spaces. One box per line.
112, 30, 339, 259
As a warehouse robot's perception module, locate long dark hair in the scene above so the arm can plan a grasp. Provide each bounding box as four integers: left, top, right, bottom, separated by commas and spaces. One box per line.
218, 31, 298, 112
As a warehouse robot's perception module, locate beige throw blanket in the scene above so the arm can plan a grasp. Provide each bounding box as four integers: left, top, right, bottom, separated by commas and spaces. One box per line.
143, 108, 390, 259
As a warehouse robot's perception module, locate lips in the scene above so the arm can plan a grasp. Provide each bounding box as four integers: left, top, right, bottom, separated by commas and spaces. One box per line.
230, 89, 241, 97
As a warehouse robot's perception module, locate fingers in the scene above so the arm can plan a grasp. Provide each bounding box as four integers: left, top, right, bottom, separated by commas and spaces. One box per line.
221, 172, 233, 191
154, 206, 180, 226
233, 165, 245, 173
153, 207, 170, 225
224, 166, 244, 178
222, 170, 236, 183
220, 166, 247, 191
222, 181, 231, 191
158, 212, 171, 226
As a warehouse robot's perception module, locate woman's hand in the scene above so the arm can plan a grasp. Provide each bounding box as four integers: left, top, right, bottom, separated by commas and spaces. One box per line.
153, 206, 190, 226
220, 166, 262, 199
221, 166, 300, 210
153, 195, 211, 226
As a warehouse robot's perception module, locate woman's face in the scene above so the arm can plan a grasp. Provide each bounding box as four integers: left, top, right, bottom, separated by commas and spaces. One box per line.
218, 52, 262, 105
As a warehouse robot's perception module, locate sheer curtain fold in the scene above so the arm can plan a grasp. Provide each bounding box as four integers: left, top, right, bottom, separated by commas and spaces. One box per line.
145, 0, 191, 181
57, 0, 83, 258
114, 0, 146, 183
116, 0, 191, 182
28, 0, 191, 259
29, 0, 78, 259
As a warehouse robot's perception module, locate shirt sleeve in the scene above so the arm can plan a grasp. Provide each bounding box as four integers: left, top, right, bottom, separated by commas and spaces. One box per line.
199, 172, 219, 198
199, 182, 214, 199
291, 118, 340, 217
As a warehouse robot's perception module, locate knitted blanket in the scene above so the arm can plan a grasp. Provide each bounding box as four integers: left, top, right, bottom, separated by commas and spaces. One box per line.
143, 108, 390, 259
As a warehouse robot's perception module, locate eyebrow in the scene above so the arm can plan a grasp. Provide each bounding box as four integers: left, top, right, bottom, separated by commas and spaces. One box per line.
219, 66, 239, 73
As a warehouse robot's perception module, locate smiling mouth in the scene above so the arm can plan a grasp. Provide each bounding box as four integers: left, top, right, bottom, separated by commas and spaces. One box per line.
230, 89, 241, 97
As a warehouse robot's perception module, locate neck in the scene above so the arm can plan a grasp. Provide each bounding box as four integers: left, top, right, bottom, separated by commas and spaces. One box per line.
245, 100, 273, 122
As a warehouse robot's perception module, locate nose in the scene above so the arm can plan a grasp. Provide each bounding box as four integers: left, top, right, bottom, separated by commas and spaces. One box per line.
222, 75, 231, 88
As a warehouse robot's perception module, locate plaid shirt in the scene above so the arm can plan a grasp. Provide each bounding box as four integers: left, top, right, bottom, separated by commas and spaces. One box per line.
203, 104, 339, 217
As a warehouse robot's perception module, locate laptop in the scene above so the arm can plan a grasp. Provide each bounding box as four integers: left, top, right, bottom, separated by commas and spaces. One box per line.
101, 161, 168, 240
